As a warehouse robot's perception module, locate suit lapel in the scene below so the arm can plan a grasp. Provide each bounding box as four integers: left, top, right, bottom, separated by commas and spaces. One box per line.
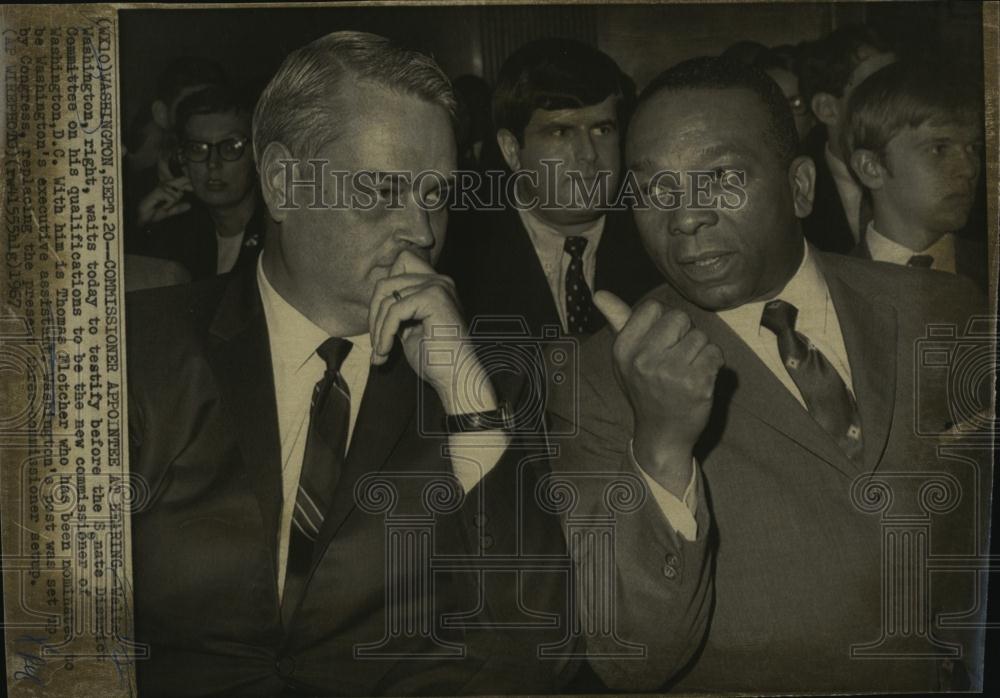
206, 266, 283, 580
505, 210, 563, 333
822, 259, 897, 474
676, 297, 860, 478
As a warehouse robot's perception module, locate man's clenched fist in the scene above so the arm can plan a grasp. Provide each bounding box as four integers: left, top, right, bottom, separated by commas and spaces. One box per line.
594, 291, 724, 496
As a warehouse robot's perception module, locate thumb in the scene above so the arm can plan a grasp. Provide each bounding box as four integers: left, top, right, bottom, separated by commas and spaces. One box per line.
593, 291, 632, 333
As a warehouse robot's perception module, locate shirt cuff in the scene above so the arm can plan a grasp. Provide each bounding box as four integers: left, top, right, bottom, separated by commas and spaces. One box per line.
448, 431, 510, 493
628, 439, 699, 541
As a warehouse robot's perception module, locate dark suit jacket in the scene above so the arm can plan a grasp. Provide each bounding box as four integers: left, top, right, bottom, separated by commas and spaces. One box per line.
126, 263, 710, 696
132, 197, 266, 281
801, 128, 858, 254
443, 207, 661, 338
549, 251, 989, 693
853, 231, 989, 295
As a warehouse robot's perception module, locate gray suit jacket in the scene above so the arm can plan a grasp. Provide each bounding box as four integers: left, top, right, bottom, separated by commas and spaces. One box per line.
548, 251, 989, 692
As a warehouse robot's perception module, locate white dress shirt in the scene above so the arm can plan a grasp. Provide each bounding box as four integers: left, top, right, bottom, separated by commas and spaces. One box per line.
716, 242, 855, 408
825, 143, 864, 243
865, 222, 957, 274
519, 209, 604, 332
257, 259, 506, 597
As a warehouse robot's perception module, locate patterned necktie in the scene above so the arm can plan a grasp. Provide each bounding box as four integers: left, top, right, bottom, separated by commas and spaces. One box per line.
564, 236, 603, 336
761, 300, 864, 463
285, 337, 353, 594
907, 254, 934, 268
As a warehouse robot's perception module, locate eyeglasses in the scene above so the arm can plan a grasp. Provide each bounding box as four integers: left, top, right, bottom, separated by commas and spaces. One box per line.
787, 95, 808, 116
180, 136, 249, 163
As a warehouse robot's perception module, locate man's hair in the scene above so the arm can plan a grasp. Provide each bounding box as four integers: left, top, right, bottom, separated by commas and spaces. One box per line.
845, 61, 981, 170
722, 41, 800, 78
176, 84, 255, 137
253, 30, 456, 160
636, 56, 799, 166
798, 24, 892, 103
155, 56, 227, 107
492, 38, 629, 144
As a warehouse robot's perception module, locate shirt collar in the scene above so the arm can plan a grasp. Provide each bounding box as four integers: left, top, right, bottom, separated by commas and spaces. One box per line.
865, 221, 955, 265
518, 208, 606, 261
717, 240, 831, 336
257, 256, 371, 376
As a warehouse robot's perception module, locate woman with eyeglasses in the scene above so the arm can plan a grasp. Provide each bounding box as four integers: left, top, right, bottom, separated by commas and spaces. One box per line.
130, 83, 268, 283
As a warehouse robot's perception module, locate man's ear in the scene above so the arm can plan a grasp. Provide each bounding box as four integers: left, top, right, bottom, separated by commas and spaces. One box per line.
151, 100, 170, 131
259, 142, 295, 223
810, 92, 839, 128
850, 149, 885, 190
496, 129, 522, 171
789, 155, 816, 219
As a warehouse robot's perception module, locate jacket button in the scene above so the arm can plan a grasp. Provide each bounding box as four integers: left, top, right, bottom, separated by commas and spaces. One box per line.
473, 513, 488, 528
276, 655, 296, 678
664, 554, 679, 567
481, 534, 494, 550
662, 563, 677, 580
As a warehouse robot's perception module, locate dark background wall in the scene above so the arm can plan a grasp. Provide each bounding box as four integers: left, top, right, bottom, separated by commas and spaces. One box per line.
118, 1, 984, 125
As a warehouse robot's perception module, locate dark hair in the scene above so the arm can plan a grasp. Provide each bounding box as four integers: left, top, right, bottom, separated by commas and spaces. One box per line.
155, 56, 227, 107
175, 84, 255, 137
492, 38, 628, 143
846, 61, 981, 167
798, 24, 892, 103
636, 56, 799, 166
722, 41, 800, 79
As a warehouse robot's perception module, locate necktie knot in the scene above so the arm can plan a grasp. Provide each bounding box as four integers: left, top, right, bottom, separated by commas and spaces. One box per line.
760, 299, 799, 336
907, 254, 934, 268
317, 337, 352, 373
564, 236, 588, 259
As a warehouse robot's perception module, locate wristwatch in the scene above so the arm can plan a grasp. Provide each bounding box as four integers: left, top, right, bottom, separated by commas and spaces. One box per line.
443, 400, 514, 433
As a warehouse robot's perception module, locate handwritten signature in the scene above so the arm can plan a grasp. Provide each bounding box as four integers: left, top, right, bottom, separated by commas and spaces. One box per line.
12, 634, 48, 686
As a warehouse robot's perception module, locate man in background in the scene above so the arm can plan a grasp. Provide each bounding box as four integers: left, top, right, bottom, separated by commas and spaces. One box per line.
798, 24, 895, 253
845, 61, 986, 290
445, 38, 660, 340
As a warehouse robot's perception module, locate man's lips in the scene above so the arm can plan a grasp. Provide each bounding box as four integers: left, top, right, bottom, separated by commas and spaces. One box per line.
675, 251, 736, 280
678, 251, 734, 266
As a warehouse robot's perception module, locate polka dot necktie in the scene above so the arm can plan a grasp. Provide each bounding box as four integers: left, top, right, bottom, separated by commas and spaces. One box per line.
564, 236, 603, 336
907, 254, 934, 268
761, 300, 864, 463
285, 337, 353, 602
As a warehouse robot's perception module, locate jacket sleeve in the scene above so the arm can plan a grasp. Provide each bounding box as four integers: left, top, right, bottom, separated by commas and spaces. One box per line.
544, 337, 713, 691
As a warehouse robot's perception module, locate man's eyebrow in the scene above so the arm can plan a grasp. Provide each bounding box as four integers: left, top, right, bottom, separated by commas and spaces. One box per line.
695, 144, 749, 160
533, 118, 576, 130
590, 118, 618, 129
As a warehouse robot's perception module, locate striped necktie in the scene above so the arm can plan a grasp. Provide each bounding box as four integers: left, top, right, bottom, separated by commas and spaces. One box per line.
284, 337, 352, 603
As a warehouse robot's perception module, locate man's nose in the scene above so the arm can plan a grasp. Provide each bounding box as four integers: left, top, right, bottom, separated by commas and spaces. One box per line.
573, 131, 598, 167
398, 199, 437, 249
669, 204, 719, 237
956, 147, 980, 182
